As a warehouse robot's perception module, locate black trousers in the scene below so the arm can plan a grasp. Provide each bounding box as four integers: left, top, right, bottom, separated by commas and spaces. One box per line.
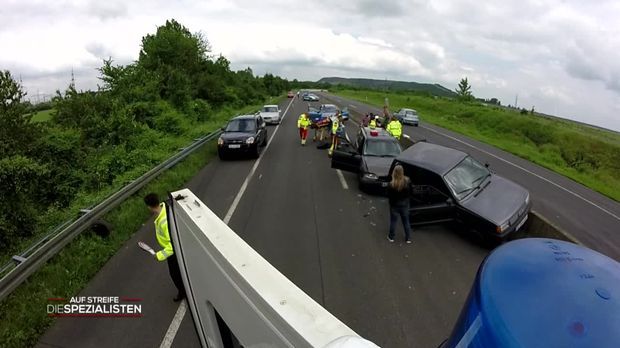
167, 256, 185, 295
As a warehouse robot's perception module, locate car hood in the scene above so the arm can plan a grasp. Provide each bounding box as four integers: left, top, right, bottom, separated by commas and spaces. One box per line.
322, 112, 337, 118
221, 131, 254, 140
460, 174, 529, 225
363, 156, 395, 176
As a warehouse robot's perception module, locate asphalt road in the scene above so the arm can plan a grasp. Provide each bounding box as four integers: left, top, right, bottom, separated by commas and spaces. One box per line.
317, 92, 620, 262
37, 96, 489, 348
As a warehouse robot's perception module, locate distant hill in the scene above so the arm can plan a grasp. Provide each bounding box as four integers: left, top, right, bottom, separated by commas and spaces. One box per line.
317, 77, 457, 97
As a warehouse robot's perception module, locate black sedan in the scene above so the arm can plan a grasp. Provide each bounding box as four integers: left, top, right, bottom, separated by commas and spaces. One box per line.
217, 115, 268, 159
389, 142, 530, 241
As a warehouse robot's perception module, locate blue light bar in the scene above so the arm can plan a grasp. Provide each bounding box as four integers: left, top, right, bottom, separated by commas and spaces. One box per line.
444, 238, 620, 348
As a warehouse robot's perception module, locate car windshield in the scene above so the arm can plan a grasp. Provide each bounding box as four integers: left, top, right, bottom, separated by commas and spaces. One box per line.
405, 111, 417, 116
323, 105, 337, 113
262, 107, 278, 112
225, 119, 256, 132
443, 156, 490, 200
363, 140, 402, 157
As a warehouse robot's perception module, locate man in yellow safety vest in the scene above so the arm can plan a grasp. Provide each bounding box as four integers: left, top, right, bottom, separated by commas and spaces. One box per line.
297, 113, 312, 145
144, 193, 186, 302
386, 117, 403, 140
369, 115, 379, 129
328, 113, 342, 156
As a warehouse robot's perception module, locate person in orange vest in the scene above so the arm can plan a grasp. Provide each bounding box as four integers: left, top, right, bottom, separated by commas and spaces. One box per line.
297, 113, 311, 145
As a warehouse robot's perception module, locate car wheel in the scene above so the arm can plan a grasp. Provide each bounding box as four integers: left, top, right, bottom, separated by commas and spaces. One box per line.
253, 145, 260, 158
218, 151, 226, 161
262, 133, 268, 146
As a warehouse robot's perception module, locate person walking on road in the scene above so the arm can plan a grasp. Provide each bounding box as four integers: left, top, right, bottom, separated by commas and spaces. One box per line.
298, 113, 311, 145
387, 165, 412, 244
386, 117, 403, 140
369, 115, 379, 129
144, 193, 186, 301
328, 113, 342, 156
362, 113, 371, 127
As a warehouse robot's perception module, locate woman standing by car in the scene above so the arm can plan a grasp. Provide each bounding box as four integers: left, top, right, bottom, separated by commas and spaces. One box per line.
387, 165, 412, 243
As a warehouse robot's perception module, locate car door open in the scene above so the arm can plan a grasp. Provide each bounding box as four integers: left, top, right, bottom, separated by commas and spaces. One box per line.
331, 139, 361, 173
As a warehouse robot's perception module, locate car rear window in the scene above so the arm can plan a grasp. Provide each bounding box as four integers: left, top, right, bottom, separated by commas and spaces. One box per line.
226, 119, 256, 132
363, 140, 402, 157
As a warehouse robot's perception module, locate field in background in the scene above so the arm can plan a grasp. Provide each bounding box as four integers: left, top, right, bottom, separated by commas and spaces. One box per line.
31, 109, 54, 122
334, 89, 620, 202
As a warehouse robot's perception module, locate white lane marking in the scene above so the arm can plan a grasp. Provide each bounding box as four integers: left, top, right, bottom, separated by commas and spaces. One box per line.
420, 124, 620, 222
336, 169, 349, 190
223, 97, 295, 224
159, 301, 187, 348
159, 98, 295, 347
455, 313, 482, 348
348, 104, 357, 109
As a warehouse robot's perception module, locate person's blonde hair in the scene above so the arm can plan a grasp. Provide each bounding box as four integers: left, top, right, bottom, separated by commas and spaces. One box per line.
390, 165, 409, 191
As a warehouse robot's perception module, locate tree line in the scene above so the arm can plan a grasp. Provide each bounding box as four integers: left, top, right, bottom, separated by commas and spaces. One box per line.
0, 19, 302, 251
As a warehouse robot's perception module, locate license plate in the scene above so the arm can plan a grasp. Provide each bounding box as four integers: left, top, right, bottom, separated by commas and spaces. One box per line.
228, 144, 241, 149
516, 215, 528, 231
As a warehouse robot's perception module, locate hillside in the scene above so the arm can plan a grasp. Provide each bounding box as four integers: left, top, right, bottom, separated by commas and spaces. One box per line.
318, 77, 457, 97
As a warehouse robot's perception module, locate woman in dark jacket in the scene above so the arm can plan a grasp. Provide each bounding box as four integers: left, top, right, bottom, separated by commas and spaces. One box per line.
387, 164, 412, 243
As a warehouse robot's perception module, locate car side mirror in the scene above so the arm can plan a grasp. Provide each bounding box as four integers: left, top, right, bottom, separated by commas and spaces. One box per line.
220, 126, 225, 131
446, 198, 454, 206
485, 163, 490, 168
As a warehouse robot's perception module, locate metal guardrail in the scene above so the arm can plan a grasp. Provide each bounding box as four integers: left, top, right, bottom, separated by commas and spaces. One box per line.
0, 130, 222, 301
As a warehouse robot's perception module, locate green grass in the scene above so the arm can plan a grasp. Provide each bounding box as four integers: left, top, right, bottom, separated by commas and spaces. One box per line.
334, 89, 620, 202
30, 109, 55, 122
0, 96, 282, 347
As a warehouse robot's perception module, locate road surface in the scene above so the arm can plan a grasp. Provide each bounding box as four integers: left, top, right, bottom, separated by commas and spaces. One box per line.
319, 92, 620, 261
37, 96, 489, 348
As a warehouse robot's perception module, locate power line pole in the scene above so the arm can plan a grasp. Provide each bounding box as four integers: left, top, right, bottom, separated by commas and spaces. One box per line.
514, 93, 519, 108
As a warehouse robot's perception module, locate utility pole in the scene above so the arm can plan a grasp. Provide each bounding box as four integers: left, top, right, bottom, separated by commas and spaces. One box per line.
514, 93, 519, 108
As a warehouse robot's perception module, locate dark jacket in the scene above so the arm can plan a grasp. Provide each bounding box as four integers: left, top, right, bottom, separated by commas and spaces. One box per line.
387, 178, 411, 206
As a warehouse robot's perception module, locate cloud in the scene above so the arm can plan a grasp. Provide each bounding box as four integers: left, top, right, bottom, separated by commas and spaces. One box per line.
1, 0, 620, 130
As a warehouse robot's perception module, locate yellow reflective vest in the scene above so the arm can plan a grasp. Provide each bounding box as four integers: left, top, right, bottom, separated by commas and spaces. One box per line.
298, 115, 311, 129
155, 203, 173, 261
387, 120, 402, 139
331, 119, 340, 135
369, 119, 377, 129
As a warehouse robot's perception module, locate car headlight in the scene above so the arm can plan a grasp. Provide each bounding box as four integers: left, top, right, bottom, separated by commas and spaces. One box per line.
246, 137, 255, 144
496, 222, 510, 233
363, 173, 378, 180
525, 193, 530, 206
217, 137, 224, 146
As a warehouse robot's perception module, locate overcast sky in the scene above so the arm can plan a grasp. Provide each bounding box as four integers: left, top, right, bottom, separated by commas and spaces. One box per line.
2, 0, 619, 131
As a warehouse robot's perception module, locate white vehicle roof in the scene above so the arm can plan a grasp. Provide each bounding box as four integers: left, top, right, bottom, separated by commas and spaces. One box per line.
263, 104, 278, 108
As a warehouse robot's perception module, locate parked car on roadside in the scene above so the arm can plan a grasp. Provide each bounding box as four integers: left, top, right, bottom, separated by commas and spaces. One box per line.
307, 104, 350, 123
387, 142, 531, 241
394, 108, 419, 126
217, 115, 268, 160
331, 127, 402, 192
303, 93, 319, 101
287, 91, 294, 98
258, 105, 281, 125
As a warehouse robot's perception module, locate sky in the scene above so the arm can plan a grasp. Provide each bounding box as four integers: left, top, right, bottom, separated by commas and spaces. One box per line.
1, 0, 620, 131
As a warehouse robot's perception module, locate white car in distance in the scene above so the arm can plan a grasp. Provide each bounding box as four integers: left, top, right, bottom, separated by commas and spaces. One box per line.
258, 105, 281, 125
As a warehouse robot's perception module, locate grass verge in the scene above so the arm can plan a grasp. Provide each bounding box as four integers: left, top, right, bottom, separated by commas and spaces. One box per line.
30, 109, 55, 122
0, 97, 282, 347
334, 89, 620, 202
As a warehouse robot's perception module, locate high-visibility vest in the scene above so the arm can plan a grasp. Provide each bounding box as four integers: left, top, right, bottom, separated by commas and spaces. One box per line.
155, 203, 173, 261
331, 119, 340, 135
369, 119, 377, 129
298, 115, 311, 129
387, 120, 402, 139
